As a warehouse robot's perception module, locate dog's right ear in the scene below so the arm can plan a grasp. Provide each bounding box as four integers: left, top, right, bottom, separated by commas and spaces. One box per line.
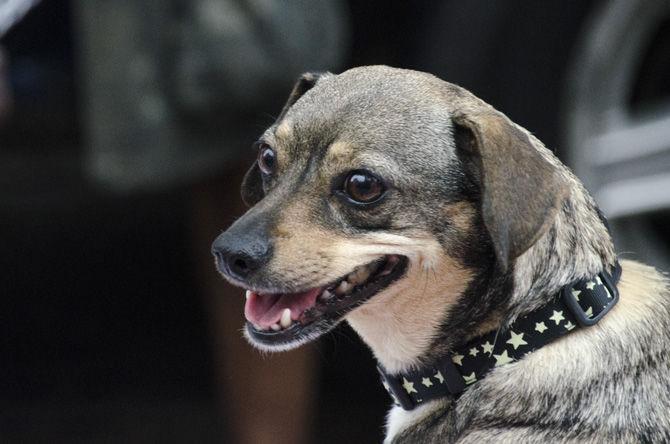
453, 111, 570, 271
241, 72, 324, 207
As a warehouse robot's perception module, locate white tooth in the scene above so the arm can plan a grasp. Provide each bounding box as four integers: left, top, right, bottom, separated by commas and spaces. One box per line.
280, 308, 292, 328
336, 280, 351, 294
321, 289, 334, 300
356, 266, 371, 282
347, 272, 360, 285
252, 323, 262, 330
270, 323, 280, 331
245, 290, 252, 300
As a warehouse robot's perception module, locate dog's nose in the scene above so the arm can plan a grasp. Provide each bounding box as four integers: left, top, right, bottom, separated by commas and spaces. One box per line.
214, 249, 260, 279
211, 231, 271, 281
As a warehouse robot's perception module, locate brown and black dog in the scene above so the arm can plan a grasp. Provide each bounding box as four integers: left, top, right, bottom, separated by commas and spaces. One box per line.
212, 66, 670, 443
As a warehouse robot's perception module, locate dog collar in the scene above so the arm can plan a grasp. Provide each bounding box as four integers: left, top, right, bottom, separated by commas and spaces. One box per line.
378, 261, 622, 411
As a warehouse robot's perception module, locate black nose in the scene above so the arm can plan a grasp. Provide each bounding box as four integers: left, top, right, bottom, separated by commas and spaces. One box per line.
213, 249, 259, 279
211, 230, 271, 281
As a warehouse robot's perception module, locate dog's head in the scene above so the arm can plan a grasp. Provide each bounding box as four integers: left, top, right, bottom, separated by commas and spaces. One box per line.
212, 66, 570, 367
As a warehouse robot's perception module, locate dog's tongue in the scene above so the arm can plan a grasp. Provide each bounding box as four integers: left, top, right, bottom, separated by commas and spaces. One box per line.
244, 288, 321, 327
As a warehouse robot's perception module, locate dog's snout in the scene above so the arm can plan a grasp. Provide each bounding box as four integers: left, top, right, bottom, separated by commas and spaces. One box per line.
211, 229, 271, 282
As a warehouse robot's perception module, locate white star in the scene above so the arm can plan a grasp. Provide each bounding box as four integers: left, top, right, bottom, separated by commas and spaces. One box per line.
549, 310, 565, 325
493, 350, 514, 367
571, 289, 581, 301
585, 306, 593, 318
421, 377, 433, 387
506, 331, 528, 350
586, 281, 596, 290
402, 377, 417, 394
481, 341, 494, 355
535, 321, 548, 333
463, 372, 477, 385
564, 321, 576, 331
434, 371, 445, 384
469, 347, 479, 357
452, 353, 464, 366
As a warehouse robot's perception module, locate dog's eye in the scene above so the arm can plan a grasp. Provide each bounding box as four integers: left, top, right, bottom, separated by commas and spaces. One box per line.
258, 144, 276, 175
343, 171, 385, 204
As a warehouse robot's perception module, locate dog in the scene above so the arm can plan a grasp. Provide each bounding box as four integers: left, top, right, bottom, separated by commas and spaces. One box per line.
211, 66, 670, 443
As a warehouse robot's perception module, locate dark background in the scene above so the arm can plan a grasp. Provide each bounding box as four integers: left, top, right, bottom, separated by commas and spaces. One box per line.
2, 1, 669, 442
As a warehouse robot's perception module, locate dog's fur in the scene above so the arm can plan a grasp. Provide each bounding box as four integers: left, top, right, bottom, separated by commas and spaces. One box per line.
215, 66, 670, 442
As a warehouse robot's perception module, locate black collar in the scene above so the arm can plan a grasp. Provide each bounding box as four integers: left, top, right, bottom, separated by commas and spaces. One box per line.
378, 261, 622, 410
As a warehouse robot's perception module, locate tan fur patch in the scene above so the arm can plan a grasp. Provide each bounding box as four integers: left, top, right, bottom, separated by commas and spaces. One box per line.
327, 140, 353, 159
338, 234, 474, 373
268, 200, 340, 288
275, 119, 293, 141
443, 201, 476, 233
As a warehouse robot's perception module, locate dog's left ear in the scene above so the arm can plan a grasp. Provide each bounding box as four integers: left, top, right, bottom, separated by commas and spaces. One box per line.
453, 111, 570, 271
276, 72, 324, 121
241, 72, 325, 207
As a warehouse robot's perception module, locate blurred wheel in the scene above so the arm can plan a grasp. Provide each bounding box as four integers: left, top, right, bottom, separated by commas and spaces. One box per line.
563, 0, 670, 270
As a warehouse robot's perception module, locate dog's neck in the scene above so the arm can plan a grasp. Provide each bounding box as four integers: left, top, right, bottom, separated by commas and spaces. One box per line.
347, 183, 617, 375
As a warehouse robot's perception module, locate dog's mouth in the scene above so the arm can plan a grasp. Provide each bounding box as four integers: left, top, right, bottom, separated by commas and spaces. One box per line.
243, 255, 408, 347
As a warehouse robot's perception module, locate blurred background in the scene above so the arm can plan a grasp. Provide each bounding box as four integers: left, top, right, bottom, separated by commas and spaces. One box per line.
1, 0, 669, 442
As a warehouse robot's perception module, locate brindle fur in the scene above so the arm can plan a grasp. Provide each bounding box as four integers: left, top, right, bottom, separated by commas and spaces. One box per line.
220, 66, 670, 443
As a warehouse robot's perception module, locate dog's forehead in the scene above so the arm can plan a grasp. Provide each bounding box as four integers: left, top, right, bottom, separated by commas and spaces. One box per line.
270, 67, 461, 169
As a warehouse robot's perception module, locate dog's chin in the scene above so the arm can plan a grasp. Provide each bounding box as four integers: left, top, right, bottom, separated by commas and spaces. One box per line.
241, 255, 409, 352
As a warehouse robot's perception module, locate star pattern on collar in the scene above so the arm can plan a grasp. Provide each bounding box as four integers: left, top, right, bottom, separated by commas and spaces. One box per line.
493, 350, 514, 366
402, 377, 417, 394
506, 331, 528, 350
549, 310, 565, 325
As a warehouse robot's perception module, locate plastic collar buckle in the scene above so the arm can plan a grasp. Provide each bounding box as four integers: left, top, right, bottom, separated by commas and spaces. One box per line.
561, 271, 619, 327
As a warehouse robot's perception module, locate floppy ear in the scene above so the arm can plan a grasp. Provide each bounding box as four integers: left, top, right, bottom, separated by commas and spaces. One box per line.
276, 71, 324, 122
453, 112, 570, 270
240, 72, 324, 207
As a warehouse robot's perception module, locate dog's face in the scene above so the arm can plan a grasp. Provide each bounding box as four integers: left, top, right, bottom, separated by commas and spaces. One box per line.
212, 66, 569, 363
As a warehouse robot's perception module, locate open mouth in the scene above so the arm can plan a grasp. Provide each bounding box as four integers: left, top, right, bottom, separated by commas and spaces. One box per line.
243, 255, 409, 347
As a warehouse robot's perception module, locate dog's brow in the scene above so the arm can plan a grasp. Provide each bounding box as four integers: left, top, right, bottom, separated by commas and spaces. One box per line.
327, 141, 354, 157
274, 120, 294, 141
325, 147, 403, 181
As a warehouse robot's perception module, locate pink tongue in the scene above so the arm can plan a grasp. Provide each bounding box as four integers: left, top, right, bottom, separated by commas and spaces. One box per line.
244, 288, 322, 328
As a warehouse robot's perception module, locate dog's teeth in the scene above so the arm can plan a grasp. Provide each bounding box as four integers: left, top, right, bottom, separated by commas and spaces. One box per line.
252, 323, 262, 330
355, 266, 372, 283
347, 272, 360, 285
320, 289, 334, 301
379, 256, 399, 276
336, 280, 351, 295
245, 290, 251, 300
280, 308, 292, 328
270, 323, 280, 331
